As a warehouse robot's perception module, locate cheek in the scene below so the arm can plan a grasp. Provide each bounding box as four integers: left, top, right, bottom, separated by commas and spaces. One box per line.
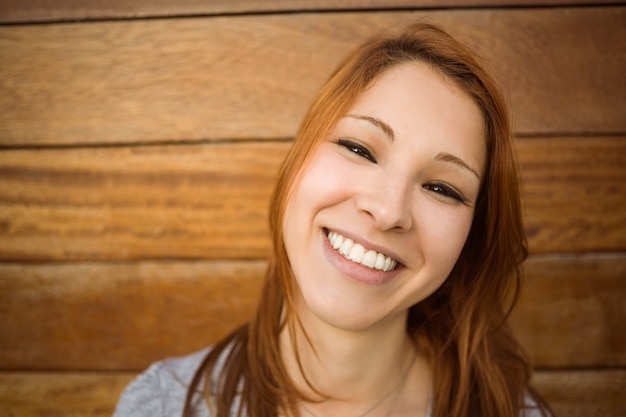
286, 154, 352, 216
406, 211, 473, 305
422, 205, 475, 269
448, 213, 474, 253
282, 155, 338, 248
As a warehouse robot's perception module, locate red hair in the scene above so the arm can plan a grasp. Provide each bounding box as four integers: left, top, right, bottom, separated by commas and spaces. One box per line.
184, 22, 550, 417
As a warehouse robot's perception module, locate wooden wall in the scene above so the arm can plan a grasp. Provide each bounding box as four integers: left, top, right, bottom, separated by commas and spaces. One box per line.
1, 1, 624, 415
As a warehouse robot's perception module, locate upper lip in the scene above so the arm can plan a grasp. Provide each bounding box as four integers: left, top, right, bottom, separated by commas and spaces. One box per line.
324, 227, 405, 267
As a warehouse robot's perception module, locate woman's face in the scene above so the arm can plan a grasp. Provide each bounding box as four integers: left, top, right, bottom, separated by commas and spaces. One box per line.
283, 62, 486, 332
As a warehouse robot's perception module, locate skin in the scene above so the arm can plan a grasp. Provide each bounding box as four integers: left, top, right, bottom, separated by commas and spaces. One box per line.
281, 61, 486, 416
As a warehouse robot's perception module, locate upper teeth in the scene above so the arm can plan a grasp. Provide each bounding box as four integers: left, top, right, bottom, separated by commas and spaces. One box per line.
328, 231, 397, 272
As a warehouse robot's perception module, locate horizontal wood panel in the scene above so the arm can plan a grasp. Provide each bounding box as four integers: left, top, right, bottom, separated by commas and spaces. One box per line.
0, 142, 284, 261
531, 369, 626, 417
1, 254, 623, 371
0, 371, 134, 417
517, 136, 626, 253
1, 7, 624, 146
0, 137, 624, 262
510, 253, 626, 368
0, 260, 266, 371
0, 370, 624, 416
1, 0, 623, 23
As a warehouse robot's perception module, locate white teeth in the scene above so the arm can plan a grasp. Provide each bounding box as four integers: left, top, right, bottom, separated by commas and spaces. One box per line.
331, 233, 344, 250
339, 238, 353, 256
348, 243, 365, 262
362, 250, 377, 268
327, 231, 398, 272
374, 252, 386, 270
383, 256, 392, 271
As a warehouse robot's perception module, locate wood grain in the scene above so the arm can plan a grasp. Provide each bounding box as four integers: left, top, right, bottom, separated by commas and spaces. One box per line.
0, 371, 134, 417
1, 137, 624, 261
1, 7, 624, 146
0, 369, 624, 417
0, 142, 284, 261
1, 3, 623, 416
511, 253, 626, 368
532, 369, 626, 417
1, 254, 623, 371
517, 136, 626, 254
0, 260, 266, 371
1, 0, 623, 23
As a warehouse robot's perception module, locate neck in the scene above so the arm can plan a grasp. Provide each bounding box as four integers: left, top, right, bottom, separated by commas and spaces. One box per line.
280, 302, 417, 407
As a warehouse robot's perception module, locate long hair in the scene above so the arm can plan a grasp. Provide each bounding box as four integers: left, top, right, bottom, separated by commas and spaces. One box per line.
184, 22, 550, 417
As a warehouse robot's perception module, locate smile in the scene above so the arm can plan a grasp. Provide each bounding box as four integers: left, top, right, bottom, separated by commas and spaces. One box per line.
327, 231, 398, 272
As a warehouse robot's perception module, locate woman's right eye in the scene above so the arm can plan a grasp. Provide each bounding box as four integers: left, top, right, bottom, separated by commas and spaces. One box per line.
335, 138, 377, 163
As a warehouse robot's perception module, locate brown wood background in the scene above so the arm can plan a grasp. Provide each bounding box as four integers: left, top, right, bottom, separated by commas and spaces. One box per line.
0, 1, 625, 415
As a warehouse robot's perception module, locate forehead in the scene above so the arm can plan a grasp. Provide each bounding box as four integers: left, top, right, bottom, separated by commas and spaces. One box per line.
353, 62, 483, 127
343, 62, 486, 170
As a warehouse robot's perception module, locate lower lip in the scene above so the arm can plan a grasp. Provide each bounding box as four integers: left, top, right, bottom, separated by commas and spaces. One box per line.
322, 231, 402, 286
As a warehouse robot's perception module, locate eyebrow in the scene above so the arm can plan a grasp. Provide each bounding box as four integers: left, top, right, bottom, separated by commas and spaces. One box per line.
346, 113, 480, 180
346, 114, 395, 141
435, 152, 481, 180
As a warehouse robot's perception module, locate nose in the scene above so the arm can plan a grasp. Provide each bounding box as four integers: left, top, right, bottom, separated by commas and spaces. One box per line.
354, 177, 413, 232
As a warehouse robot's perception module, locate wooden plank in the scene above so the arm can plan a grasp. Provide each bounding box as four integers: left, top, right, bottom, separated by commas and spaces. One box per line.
0, 142, 284, 261
532, 369, 626, 417
0, 371, 134, 417
0, 260, 266, 371
0, 7, 624, 146
0, 254, 623, 371
0, 369, 624, 417
511, 253, 626, 368
0, 136, 624, 262
517, 136, 626, 254
1, 1, 623, 24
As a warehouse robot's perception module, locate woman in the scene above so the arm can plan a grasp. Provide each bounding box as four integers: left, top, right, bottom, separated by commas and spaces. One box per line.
115, 22, 551, 417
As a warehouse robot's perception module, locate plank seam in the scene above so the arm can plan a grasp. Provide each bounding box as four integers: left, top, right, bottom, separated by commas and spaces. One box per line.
1, 3, 623, 26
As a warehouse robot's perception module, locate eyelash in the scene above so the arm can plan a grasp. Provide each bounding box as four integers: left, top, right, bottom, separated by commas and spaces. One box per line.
335, 138, 377, 163
335, 138, 467, 204
423, 183, 467, 203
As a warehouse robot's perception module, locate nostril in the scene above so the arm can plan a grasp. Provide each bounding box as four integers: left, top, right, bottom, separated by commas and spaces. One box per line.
358, 201, 413, 232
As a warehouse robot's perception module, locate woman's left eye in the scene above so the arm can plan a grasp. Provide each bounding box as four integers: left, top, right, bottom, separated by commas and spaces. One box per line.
423, 183, 466, 203
335, 138, 378, 163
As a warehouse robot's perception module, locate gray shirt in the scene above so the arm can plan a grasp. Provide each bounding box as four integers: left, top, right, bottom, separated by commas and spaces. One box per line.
114, 347, 215, 417
113, 347, 545, 417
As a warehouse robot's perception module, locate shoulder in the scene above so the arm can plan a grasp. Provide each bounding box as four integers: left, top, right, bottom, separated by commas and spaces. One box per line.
521, 391, 552, 417
113, 347, 212, 417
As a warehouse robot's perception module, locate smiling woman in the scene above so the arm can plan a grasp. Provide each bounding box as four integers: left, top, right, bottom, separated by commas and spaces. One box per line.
283, 62, 484, 332
114, 22, 552, 417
